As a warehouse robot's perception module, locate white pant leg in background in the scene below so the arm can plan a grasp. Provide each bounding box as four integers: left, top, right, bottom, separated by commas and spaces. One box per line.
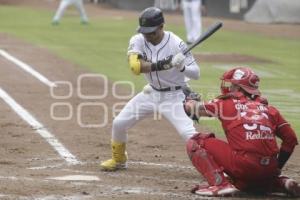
53, 0, 72, 22
190, 0, 201, 40
158, 91, 196, 141
112, 92, 156, 143
182, 0, 202, 43
74, 0, 88, 22
53, 0, 88, 22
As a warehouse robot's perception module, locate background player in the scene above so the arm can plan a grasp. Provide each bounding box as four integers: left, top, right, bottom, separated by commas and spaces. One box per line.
184, 67, 300, 197
182, 0, 206, 44
100, 7, 200, 171
52, 0, 88, 25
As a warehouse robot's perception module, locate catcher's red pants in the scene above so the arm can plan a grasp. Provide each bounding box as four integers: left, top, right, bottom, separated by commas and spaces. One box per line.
190, 135, 279, 192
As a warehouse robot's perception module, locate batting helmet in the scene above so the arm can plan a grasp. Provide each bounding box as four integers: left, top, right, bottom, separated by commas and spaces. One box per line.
137, 7, 164, 34
220, 67, 260, 96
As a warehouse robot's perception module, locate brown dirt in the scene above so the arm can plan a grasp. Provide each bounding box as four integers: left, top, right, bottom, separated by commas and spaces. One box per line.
0, 1, 299, 199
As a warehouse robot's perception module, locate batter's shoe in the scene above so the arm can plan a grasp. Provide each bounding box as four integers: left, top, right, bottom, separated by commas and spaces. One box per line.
100, 141, 127, 171
282, 177, 300, 197
194, 183, 239, 197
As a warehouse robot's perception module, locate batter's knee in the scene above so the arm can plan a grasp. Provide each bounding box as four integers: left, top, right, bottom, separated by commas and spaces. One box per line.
112, 117, 128, 134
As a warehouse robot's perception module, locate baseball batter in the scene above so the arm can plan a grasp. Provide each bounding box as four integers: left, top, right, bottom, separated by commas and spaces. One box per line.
184, 67, 299, 197
182, 0, 204, 44
52, 0, 88, 24
100, 7, 200, 171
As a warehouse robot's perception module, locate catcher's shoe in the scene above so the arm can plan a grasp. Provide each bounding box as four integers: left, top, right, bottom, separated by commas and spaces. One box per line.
100, 141, 127, 171
191, 183, 209, 193
283, 178, 300, 197
194, 183, 239, 197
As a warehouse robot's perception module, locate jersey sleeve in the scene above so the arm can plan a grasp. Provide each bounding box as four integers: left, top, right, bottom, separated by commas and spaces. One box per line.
178, 41, 200, 80
271, 106, 298, 153
127, 34, 144, 56
202, 99, 221, 117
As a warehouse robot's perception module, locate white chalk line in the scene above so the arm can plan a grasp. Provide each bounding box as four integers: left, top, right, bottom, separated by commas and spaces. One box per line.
0, 175, 204, 200
0, 49, 56, 88
28, 160, 194, 170
129, 160, 193, 169
0, 88, 80, 165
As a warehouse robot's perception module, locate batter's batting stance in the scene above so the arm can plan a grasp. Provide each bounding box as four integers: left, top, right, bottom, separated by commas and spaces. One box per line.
184, 67, 300, 197
100, 7, 200, 171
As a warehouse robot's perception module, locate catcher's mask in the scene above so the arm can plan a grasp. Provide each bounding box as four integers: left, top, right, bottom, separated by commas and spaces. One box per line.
220, 67, 260, 96
137, 7, 164, 34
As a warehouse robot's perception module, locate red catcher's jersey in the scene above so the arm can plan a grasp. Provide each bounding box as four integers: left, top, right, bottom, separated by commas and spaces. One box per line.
203, 96, 291, 156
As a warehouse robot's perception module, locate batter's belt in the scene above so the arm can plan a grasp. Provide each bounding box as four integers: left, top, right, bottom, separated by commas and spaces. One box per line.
150, 85, 182, 92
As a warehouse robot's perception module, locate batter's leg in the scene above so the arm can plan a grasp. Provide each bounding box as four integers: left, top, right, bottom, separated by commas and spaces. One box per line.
100, 92, 155, 171
159, 93, 196, 141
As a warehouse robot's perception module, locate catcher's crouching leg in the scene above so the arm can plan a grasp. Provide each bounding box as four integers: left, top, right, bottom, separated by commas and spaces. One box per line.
270, 176, 300, 197
186, 133, 238, 196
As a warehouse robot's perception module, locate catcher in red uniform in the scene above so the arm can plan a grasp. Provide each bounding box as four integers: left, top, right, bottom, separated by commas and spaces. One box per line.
184, 67, 300, 197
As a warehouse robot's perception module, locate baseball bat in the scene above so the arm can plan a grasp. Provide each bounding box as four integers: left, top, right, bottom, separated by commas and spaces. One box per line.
183, 21, 223, 55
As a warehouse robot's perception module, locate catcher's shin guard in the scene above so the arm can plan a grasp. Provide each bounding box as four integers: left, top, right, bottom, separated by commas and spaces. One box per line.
100, 141, 128, 171
186, 135, 228, 186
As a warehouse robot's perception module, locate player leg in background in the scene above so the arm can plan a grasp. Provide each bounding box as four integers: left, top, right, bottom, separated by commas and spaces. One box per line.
74, 0, 89, 24
190, 0, 202, 41
182, 1, 193, 44
186, 133, 239, 196
158, 91, 196, 141
100, 92, 155, 171
52, 0, 71, 24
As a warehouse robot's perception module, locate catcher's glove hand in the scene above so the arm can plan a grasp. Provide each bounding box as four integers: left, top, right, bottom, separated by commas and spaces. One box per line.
185, 91, 201, 102
182, 87, 201, 122
182, 86, 201, 101
184, 100, 200, 122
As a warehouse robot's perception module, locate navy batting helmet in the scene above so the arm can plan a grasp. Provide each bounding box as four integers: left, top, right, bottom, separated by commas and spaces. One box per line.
137, 7, 164, 34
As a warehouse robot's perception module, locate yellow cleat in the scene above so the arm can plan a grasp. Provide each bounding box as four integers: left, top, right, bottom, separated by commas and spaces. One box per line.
100, 141, 128, 171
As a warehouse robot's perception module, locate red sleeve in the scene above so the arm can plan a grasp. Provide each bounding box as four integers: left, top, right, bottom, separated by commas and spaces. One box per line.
203, 99, 222, 117
271, 106, 298, 153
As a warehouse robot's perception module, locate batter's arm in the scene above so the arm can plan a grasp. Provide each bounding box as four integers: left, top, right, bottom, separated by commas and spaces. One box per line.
181, 61, 200, 80
128, 53, 173, 75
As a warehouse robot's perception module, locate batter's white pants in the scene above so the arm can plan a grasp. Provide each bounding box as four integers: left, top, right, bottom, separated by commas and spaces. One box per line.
53, 0, 88, 22
182, 0, 202, 43
112, 89, 196, 143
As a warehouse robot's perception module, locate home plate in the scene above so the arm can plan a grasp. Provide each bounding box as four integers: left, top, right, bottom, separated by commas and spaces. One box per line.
48, 175, 100, 181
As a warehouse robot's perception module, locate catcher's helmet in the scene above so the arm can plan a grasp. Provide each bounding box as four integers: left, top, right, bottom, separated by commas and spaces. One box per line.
220, 67, 260, 96
137, 7, 164, 34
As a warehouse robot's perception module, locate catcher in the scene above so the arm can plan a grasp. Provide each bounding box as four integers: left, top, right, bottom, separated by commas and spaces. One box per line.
184, 67, 300, 197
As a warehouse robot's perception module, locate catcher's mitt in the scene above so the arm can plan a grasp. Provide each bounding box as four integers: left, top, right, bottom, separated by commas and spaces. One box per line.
182, 86, 201, 122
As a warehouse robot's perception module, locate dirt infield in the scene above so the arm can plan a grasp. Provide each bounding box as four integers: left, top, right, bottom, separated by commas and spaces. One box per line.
0, 1, 299, 199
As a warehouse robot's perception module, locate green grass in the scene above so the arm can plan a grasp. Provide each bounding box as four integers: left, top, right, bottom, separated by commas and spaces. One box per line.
0, 6, 299, 135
